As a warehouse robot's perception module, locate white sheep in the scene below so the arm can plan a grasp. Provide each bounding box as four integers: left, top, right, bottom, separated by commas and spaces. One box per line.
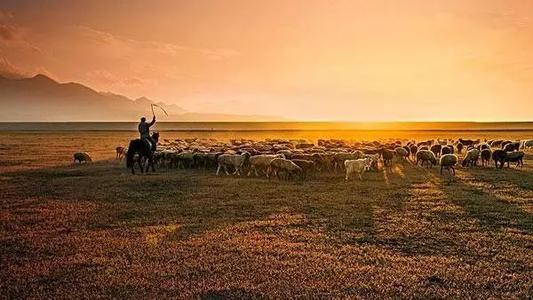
248, 154, 285, 177
267, 158, 302, 180
344, 158, 372, 181
216, 152, 250, 176
333, 151, 364, 172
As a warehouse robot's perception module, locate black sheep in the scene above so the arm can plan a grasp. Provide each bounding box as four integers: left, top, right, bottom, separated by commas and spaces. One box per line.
492, 149, 507, 169
456, 143, 464, 154
503, 142, 520, 152
409, 144, 418, 160
458, 138, 475, 146
481, 149, 491, 166
506, 151, 525, 168
380, 148, 394, 167
430, 144, 442, 158
441, 145, 453, 155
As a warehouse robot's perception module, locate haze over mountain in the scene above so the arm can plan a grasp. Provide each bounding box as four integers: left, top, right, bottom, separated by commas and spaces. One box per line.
0, 74, 282, 121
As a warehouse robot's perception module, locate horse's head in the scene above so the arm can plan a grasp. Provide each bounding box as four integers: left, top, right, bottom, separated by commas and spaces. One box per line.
152, 132, 160, 143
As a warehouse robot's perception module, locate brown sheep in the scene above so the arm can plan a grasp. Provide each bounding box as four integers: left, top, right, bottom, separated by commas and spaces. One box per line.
291, 159, 315, 179
73, 152, 92, 164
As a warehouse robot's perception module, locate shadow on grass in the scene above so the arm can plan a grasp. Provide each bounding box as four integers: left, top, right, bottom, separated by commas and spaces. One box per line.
3, 161, 412, 244
4, 160, 531, 248
459, 165, 533, 192
438, 169, 532, 233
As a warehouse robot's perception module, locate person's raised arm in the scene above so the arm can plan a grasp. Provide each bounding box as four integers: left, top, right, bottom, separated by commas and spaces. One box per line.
149, 115, 156, 126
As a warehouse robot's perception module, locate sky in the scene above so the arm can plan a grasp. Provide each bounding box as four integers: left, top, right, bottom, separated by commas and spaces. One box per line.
0, 0, 532, 121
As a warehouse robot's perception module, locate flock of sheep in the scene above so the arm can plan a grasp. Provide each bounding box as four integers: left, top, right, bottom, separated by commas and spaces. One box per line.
119, 137, 533, 180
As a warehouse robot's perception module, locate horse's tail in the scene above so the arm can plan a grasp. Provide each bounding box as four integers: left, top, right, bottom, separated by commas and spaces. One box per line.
126, 140, 136, 168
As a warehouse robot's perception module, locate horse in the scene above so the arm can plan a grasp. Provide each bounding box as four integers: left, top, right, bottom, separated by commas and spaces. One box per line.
126, 132, 160, 174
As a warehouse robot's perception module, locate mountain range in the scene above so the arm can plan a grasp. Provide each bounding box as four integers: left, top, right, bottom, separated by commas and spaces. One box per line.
0, 74, 281, 121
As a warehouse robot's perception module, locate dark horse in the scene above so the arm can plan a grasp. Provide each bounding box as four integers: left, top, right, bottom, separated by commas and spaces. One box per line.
126, 132, 159, 174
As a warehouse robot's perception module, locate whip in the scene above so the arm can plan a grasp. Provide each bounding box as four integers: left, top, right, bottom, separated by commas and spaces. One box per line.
151, 103, 169, 118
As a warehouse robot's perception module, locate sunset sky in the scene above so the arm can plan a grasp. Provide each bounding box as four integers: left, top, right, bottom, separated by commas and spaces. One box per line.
1, 0, 532, 121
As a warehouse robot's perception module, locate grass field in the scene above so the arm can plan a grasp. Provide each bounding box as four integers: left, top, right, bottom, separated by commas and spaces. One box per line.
1, 131, 532, 298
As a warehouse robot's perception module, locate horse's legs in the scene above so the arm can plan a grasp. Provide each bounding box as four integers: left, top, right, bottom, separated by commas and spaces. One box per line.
138, 159, 144, 173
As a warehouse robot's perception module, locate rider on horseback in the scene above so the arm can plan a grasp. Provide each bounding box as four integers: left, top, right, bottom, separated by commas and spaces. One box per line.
138, 116, 156, 150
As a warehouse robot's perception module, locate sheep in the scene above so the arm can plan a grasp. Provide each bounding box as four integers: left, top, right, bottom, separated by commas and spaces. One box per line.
276, 149, 293, 159
193, 152, 209, 169
490, 140, 503, 148
364, 154, 380, 171
521, 139, 533, 149
152, 150, 166, 166
73, 152, 92, 163
503, 142, 520, 152
501, 140, 513, 149
344, 158, 372, 180
441, 145, 453, 156
176, 151, 195, 169
458, 138, 478, 146
295, 142, 314, 149
267, 158, 302, 180
437, 138, 448, 145
216, 152, 251, 176
321, 153, 336, 171
462, 148, 480, 167
430, 144, 442, 158
394, 147, 409, 161
492, 149, 507, 169
206, 152, 223, 169
480, 149, 492, 166
416, 150, 437, 168
456, 143, 464, 154
439, 154, 458, 175
333, 151, 364, 172
417, 140, 433, 147
506, 151, 525, 168
409, 144, 418, 160
248, 154, 285, 177
479, 143, 490, 150
291, 159, 315, 179
115, 146, 126, 160
402, 145, 411, 158
380, 148, 395, 167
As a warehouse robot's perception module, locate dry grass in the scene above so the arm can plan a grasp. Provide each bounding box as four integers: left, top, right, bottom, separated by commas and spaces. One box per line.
1, 132, 532, 298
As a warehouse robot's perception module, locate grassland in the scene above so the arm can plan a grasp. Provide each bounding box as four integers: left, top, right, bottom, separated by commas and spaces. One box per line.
1, 131, 532, 298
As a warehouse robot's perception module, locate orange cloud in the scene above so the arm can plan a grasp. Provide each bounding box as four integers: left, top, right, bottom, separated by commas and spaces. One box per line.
1, 1, 533, 121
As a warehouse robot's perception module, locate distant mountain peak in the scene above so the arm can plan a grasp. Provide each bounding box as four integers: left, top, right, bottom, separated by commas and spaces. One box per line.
0, 74, 281, 121
32, 74, 56, 83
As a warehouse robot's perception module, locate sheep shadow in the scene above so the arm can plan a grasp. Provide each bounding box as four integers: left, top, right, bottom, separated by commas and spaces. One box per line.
459, 165, 533, 192
298, 163, 414, 245
358, 164, 484, 257
437, 169, 532, 233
